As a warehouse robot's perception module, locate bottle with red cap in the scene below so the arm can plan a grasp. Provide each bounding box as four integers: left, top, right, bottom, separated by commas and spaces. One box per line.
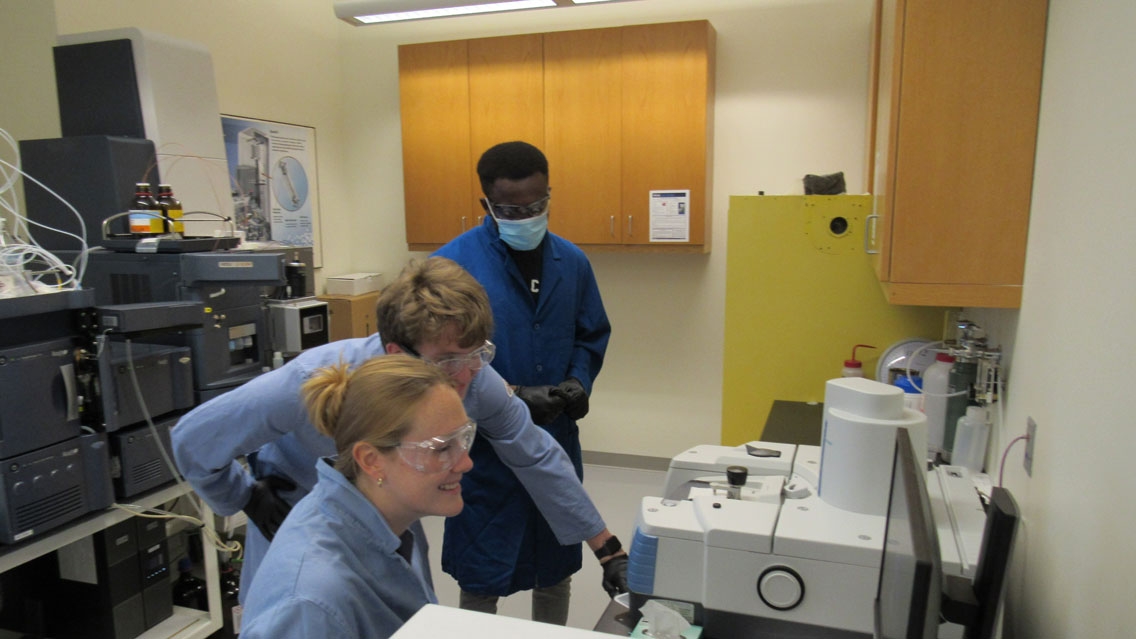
842, 344, 876, 378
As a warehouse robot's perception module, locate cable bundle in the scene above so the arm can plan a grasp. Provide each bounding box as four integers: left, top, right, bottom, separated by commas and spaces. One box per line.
0, 125, 90, 296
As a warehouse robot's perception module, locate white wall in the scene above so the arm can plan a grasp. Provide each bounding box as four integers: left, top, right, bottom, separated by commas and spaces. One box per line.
979, 0, 1136, 636
45, 0, 354, 278
0, 0, 59, 232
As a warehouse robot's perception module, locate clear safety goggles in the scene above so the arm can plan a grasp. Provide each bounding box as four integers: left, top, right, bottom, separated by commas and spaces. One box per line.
396, 420, 477, 473
483, 194, 550, 221
407, 340, 496, 377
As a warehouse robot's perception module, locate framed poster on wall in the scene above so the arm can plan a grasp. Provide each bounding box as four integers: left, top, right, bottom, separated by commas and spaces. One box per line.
221, 115, 323, 266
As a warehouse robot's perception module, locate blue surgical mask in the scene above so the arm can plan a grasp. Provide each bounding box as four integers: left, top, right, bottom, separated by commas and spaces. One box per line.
494, 211, 548, 251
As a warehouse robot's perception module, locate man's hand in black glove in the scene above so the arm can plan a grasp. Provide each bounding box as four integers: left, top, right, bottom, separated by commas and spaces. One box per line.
514, 385, 567, 425
243, 475, 296, 541
594, 534, 629, 598
601, 554, 629, 598
552, 378, 589, 421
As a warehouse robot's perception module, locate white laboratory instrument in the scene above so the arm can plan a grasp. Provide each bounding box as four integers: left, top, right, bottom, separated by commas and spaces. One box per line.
628, 378, 985, 639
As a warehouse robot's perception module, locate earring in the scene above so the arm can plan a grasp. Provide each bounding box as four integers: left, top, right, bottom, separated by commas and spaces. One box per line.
376, 477, 384, 487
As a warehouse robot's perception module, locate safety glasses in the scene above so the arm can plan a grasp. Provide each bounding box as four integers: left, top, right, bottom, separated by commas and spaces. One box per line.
483, 194, 550, 221
396, 420, 477, 473
403, 341, 496, 377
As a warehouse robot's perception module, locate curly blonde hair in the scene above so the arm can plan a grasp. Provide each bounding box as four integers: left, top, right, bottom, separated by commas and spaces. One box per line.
376, 257, 493, 351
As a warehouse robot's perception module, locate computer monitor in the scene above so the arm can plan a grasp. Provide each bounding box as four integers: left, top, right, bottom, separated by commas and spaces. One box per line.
874, 427, 943, 639
876, 428, 1022, 639
942, 486, 1019, 639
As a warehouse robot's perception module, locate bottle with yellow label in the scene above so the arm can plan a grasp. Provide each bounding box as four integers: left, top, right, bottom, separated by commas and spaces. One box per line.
156, 184, 185, 234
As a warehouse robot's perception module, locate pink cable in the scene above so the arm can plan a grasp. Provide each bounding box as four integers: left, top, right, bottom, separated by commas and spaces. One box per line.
998, 434, 1029, 487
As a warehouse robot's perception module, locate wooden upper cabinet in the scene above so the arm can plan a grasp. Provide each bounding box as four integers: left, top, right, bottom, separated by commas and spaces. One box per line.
398, 40, 472, 247
621, 21, 715, 248
399, 21, 716, 252
868, 0, 1047, 308
468, 34, 545, 230
544, 28, 623, 244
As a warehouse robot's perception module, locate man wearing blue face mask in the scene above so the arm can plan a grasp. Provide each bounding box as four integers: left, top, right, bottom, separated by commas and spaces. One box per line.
433, 141, 612, 625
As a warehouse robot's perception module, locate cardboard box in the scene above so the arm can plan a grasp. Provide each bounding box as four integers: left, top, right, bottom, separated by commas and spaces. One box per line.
318, 291, 381, 342
325, 272, 383, 296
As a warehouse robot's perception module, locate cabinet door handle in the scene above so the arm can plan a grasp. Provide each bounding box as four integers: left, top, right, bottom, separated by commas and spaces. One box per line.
864, 214, 880, 254
627, 215, 633, 237
461, 216, 467, 232
610, 216, 615, 237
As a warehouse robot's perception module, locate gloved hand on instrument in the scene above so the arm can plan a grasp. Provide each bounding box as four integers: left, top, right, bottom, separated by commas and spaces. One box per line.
243, 475, 296, 541
552, 378, 590, 421
595, 535, 629, 598
514, 384, 567, 425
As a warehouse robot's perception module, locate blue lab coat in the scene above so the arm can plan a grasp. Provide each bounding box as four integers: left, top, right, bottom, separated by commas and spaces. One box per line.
170, 334, 605, 602
240, 459, 433, 639
435, 216, 610, 595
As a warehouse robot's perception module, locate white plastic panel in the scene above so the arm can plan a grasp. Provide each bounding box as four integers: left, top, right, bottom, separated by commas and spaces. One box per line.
774, 492, 885, 568
702, 546, 877, 634
692, 494, 778, 553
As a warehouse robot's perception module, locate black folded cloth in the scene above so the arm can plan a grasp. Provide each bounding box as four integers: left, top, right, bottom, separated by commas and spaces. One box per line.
803, 172, 846, 195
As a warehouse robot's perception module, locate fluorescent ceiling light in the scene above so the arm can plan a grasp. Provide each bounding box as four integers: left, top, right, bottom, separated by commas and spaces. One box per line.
337, 0, 554, 24
335, 0, 636, 25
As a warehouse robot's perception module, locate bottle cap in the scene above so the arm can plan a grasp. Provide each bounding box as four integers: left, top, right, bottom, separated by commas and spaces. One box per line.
894, 374, 922, 393
965, 405, 985, 419
844, 344, 876, 368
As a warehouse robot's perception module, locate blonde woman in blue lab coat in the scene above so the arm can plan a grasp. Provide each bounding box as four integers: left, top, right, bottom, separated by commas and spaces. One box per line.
240, 354, 472, 639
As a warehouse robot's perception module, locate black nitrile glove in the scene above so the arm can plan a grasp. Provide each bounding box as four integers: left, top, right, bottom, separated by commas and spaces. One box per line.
515, 384, 567, 425
601, 555, 629, 598
553, 378, 589, 421
243, 475, 296, 541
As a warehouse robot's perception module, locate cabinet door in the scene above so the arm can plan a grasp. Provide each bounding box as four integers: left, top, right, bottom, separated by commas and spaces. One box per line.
544, 28, 623, 244
398, 22, 714, 252
871, 0, 1046, 307
621, 21, 714, 248
399, 41, 473, 248
469, 34, 545, 231
869, 0, 900, 282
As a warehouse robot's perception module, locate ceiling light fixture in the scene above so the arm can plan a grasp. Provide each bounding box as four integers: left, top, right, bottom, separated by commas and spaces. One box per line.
335, 0, 631, 25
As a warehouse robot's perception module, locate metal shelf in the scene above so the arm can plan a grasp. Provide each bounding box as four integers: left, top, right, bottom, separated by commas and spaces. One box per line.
137, 606, 217, 639
0, 481, 188, 572
0, 481, 224, 637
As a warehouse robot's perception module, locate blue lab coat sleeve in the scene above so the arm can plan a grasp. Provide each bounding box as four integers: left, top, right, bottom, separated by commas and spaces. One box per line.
464, 364, 606, 545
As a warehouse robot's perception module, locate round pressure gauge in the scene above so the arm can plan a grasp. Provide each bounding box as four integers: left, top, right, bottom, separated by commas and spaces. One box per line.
876, 338, 937, 384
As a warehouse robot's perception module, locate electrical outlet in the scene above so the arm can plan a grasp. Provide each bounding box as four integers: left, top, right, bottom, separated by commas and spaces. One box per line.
1024, 417, 1038, 476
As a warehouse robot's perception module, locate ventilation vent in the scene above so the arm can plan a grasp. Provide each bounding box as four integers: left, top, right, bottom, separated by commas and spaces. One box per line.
110, 273, 153, 304
15, 485, 84, 530
131, 458, 171, 487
